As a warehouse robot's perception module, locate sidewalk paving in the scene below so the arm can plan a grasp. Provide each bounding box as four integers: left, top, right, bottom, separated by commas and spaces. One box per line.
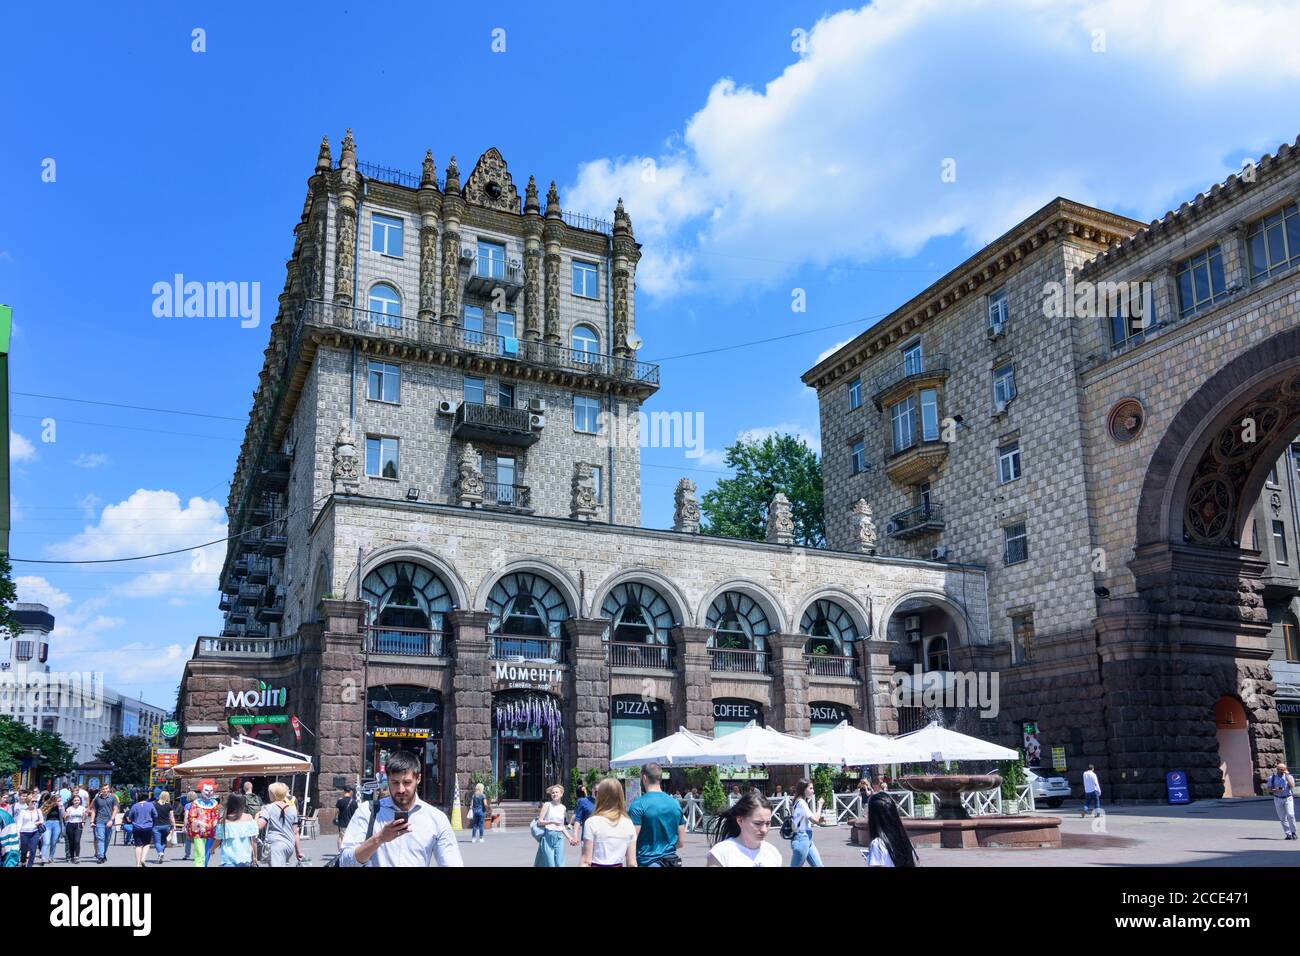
28, 797, 1300, 867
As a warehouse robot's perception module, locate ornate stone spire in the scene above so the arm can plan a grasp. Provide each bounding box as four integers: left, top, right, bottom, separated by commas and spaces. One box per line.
444, 155, 461, 194
456, 442, 484, 507
421, 150, 438, 188
339, 128, 356, 170
849, 498, 878, 555
571, 462, 597, 520
673, 478, 701, 534
524, 175, 540, 215
545, 180, 562, 218
766, 492, 795, 545
331, 422, 358, 492
614, 197, 633, 235
315, 136, 332, 173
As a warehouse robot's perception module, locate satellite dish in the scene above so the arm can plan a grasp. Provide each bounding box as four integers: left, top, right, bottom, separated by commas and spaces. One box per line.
626, 333, 643, 350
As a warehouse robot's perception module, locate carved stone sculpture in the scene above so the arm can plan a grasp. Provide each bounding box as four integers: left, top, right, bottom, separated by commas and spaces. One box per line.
673, 478, 701, 534
766, 492, 795, 545
849, 498, 878, 555
572, 462, 597, 520
457, 443, 484, 507
331, 422, 358, 491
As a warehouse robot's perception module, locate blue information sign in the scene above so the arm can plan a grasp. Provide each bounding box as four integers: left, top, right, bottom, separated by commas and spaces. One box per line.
1166, 770, 1190, 804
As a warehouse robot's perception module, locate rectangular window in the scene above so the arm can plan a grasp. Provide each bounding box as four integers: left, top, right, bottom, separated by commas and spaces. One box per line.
919, 388, 939, 441
464, 375, 485, 406
987, 287, 1008, 331
851, 440, 866, 475
1176, 245, 1228, 317
998, 441, 1021, 483
464, 306, 485, 345
498, 382, 515, 408
497, 456, 515, 487
477, 241, 506, 279
1011, 612, 1035, 664
1274, 520, 1289, 565
367, 360, 400, 403
916, 481, 932, 510
574, 395, 602, 434
1004, 522, 1029, 565
496, 311, 517, 340
370, 213, 404, 257
901, 341, 924, 376
848, 377, 862, 411
15, 641, 32, 662
365, 436, 399, 480
591, 464, 603, 503
1109, 285, 1153, 348
1268, 466, 1279, 486
993, 364, 1017, 407
1284, 618, 1300, 663
1249, 202, 1300, 281
890, 396, 915, 453
572, 260, 599, 298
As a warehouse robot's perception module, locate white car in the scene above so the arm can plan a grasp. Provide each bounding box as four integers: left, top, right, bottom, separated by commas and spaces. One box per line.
1026, 767, 1071, 808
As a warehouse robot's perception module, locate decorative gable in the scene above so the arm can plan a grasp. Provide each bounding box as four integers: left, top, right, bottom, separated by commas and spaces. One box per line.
463, 147, 521, 213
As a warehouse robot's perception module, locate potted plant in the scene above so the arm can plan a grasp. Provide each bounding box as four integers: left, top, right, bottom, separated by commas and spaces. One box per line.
700, 767, 727, 831
813, 765, 837, 824
913, 791, 936, 818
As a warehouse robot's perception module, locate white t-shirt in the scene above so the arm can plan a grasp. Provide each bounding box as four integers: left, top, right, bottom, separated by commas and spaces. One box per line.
863, 837, 894, 867
582, 814, 636, 865
541, 801, 567, 829
707, 836, 782, 868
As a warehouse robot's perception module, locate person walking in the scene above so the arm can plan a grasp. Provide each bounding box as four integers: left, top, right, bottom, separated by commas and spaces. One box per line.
39, 791, 63, 865
63, 794, 86, 863
152, 791, 175, 863
0, 795, 19, 867
1082, 764, 1102, 818
337, 750, 463, 867
571, 783, 593, 848
213, 793, 259, 867
788, 778, 824, 867
90, 784, 118, 863
186, 781, 221, 867
469, 782, 491, 844
628, 763, 685, 867
127, 790, 156, 868
179, 789, 196, 858
241, 781, 263, 820
1268, 761, 1297, 840
706, 790, 782, 867
257, 782, 303, 866
17, 792, 44, 868
861, 791, 919, 867
534, 785, 572, 867
580, 778, 637, 868
335, 787, 358, 851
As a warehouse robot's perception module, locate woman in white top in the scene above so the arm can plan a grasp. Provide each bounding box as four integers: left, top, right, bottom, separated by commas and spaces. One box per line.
861, 791, 918, 868
63, 795, 87, 863
534, 785, 573, 867
581, 777, 637, 868
706, 790, 783, 867
788, 778, 824, 867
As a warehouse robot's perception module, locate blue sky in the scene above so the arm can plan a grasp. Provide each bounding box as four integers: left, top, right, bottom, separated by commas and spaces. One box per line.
5, 0, 1300, 709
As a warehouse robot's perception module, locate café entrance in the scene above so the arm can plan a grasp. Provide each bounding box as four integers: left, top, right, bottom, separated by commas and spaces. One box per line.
496, 739, 549, 802
491, 690, 566, 804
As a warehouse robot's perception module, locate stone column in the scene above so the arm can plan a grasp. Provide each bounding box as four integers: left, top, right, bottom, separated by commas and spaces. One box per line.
672, 626, 715, 735
312, 600, 367, 826
612, 198, 636, 359
770, 633, 810, 736
440, 157, 464, 327
1222, 221, 1251, 291
542, 182, 565, 346
332, 129, 359, 309
523, 176, 544, 343
563, 619, 611, 772
417, 150, 442, 329
449, 610, 493, 798
861, 638, 897, 735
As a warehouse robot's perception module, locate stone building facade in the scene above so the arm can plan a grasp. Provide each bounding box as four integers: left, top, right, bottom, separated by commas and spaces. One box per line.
177, 135, 993, 821
807, 135, 1300, 799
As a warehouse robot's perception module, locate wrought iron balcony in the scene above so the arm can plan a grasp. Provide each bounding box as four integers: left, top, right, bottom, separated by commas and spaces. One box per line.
232, 555, 251, 577
490, 636, 567, 663
453, 401, 539, 448
886, 502, 945, 540
464, 255, 525, 299
218, 594, 233, 612
366, 626, 446, 658
257, 451, 291, 492
872, 352, 949, 407
243, 622, 269, 639
219, 625, 243, 638
608, 642, 676, 670
258, 519, 287, 557
805, 654, 857, 678
236, 582, 263, 607
709, 647, 770, 675
227, 606, 249, 624
246, 555, 270, 585
255, 589, 285, 623
482, 481, 532, 511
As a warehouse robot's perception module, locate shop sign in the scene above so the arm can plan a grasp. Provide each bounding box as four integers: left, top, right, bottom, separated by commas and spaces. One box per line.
374, 727, 431, 740
1277, 701, 1300, 716
1051, 746, 1067, 771
228, 714, 289, 726
226, 680, 288, 710
714, 700, 761, 722
613, 698, 662, 718
810, 703, 850, 724
159, 720, 180, 739
492, 663, 562, 691
154, 749, 179, 769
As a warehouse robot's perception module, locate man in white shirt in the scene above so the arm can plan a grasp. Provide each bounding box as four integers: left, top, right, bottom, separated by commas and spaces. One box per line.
1081, 764, 1101, 817
338, 751, 463, 867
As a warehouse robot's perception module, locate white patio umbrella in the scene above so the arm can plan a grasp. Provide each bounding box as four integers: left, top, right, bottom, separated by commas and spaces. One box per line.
807, 721, 931, 766
894, 722, 1019, 762
609, 727, 711, 768
173, 740, 312, 776
686, 721, 825, 766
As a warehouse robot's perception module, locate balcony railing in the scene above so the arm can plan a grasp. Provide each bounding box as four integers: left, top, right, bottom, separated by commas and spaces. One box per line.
246, 556, 270, 584
608, 642, 676, 670
366, 626, 446, 657
453, 401, 538, 448
198, 635, 301, 659
886, 502, 945, 540
490, 636, 567, 663
709, 647, 770, 674
805, 654, 857, 678
302, 300, 659, 386
482, 481, 532, 510
872, 352, 949, 404
357, 161, 422, 189
236, 582, 263, 607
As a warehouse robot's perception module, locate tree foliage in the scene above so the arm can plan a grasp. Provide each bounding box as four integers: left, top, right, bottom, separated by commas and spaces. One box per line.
700, 433, 824, 547
0, 716, 77, 779
0, 554, 24, 641
95, 734, 151, 785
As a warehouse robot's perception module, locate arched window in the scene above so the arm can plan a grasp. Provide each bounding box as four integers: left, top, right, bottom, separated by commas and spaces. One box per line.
572, 325, 600, 363
361, 561, 454, 634
486, 573, 572, 639
800, 599, 859, 655
601, 581, 677, 645
367, 283, 402, 327
706, 592, 772, 652
925, 635, 950, 672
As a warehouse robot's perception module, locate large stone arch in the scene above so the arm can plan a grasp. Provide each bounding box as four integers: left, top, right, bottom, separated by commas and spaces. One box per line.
588, 567, 691, 629
472, 558, 581, 620
877, 589, 972, 648
696, 578, 789, 636
355, 544, 470, 611
792, 586, 873, 642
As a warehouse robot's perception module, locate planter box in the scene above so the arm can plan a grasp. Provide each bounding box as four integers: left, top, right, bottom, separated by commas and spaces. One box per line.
914, 802, 936, 819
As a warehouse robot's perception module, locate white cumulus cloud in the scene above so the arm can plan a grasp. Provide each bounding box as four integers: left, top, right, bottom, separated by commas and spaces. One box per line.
73, 453, 109, 469
11, 430, 35, 463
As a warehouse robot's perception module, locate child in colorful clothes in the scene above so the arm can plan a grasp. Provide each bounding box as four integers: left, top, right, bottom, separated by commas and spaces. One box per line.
185, 780, 221, 867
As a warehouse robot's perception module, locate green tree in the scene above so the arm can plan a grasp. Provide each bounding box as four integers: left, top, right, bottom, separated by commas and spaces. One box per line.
0, 716, 76, 780
0, 554, 25, 641
700, 434, 824, 547
813, 764, 836, 808
95, 734, 151, 785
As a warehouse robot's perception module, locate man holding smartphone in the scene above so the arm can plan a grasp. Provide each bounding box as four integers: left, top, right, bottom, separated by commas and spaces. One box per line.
337, 751, 463, 867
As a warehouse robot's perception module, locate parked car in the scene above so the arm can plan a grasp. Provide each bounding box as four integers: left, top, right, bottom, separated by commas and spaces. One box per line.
1026, 767, 1071, 808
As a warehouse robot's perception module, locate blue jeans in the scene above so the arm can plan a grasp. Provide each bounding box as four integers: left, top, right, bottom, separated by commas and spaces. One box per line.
534, 828, 566, 867
789, 830, 823, 867
20, 831, 40, 867
94, 823, 112, 860
1083, 791, 1100, 814
153, 825, 171, 857
471, 811, 484, 839
41, 819, 62, 861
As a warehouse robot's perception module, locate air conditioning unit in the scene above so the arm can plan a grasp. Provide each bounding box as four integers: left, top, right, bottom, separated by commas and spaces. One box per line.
930, 547, 949, 561
885, 519, 899, 535
993, 398, 1008, 414
904, 615, 922, 631
437, 400, 459, 416
459, 246, 476, 263
529, 414, 546, 430
987, 320, 1005, 339
528, 398, 547, 413
906, 630, 922, 644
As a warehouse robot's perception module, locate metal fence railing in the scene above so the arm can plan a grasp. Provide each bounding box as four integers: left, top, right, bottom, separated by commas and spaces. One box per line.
366, 626, 446, 657
490, 636, 567, 663
708, 647, 770, 674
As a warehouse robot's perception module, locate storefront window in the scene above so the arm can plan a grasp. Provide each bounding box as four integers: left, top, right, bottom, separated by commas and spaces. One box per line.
809, 702, 851, 737
611, 696, 666, 760
365, 686, 443, 804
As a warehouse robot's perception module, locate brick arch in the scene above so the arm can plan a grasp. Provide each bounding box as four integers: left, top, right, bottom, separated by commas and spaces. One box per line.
1135, 325, 1300, 550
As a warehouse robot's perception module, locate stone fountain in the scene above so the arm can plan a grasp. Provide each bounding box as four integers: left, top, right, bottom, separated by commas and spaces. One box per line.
896, 773, 1002, 819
